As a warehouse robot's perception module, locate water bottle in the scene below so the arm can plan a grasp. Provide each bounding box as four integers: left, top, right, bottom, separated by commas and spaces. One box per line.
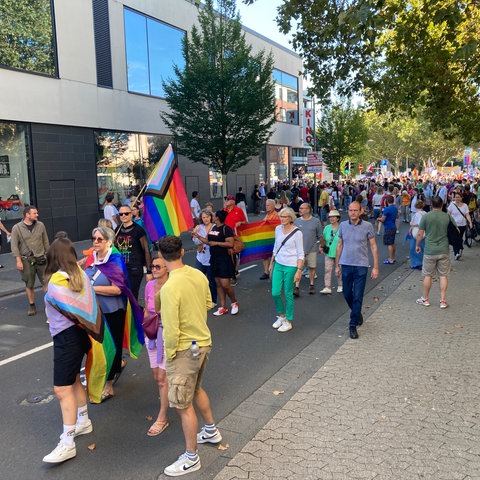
190, 341, 200, 359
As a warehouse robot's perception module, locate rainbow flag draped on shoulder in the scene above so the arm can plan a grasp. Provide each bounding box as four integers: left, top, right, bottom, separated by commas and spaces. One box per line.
44, 269, 116, 404
85, 246, 144, 358
237, 219, 280, 265
143, 144, 194, 241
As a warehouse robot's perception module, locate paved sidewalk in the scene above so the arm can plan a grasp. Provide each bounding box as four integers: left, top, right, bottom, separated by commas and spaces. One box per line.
213, 250, 480, 480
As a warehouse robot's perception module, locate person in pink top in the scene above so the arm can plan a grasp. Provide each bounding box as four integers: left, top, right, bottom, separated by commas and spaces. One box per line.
143, 253, 169, 436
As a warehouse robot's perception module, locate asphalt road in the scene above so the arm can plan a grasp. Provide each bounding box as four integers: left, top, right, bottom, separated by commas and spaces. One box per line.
0, 223, 412, 480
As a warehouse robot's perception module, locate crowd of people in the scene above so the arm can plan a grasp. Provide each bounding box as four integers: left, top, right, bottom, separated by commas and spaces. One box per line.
4, 172, 479, 474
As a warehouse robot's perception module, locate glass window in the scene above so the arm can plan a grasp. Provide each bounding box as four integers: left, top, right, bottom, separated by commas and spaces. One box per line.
209, 169, 224, 200
268, 145, 289, 184
0, 0, 56, 76
273, 69, 298, 125
124, 7, 185, 98
95, 131, 172, 210
0, 122, 31, 221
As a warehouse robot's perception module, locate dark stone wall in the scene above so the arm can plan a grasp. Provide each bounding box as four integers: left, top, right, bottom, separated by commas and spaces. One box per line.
30, 124, 100, 242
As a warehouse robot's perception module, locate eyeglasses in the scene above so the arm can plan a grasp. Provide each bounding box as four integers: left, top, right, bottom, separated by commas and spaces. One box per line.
279, 215, 289, 218
119, 212, 131, 216
150, 264, 166, 270
92, 237, 106, 243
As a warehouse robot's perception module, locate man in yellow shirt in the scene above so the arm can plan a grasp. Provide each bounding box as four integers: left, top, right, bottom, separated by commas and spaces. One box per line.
157, 235, 220, 477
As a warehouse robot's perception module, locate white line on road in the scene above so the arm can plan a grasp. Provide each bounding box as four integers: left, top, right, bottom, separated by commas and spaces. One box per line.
238, 264, 258, 272
0, 342, 53, 367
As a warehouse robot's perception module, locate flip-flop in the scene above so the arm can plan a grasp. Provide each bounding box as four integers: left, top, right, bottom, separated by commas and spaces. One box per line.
101, 391, 115, 403
147, 420, 169, 437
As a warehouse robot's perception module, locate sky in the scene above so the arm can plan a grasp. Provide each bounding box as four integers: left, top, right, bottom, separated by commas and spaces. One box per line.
236, 0, 293, 50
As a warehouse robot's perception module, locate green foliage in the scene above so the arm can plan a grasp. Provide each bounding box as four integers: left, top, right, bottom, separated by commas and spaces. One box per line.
362, 110, 466, 173
317, 103, 369, 176
0, 0, 55, 75
162, 0, 276, 180
265, 0, 480, 143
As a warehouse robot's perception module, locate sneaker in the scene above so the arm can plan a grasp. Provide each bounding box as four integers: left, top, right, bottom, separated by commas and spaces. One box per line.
230, 302, 239, 315
293, 286, 300, 297
337, 286, 343, 293
197, 426, 222, 444
28, 304, 37, 316
272, 316, 285, 329
301, 268, 309, 275
440, 300, 448, 309
213, 307, 228, 316
277, 320, 292, 332
43, 441, 76, 463
320, 287, 332, 294
259, 273, 269, 280
230, 278, 237, 287
164, 453, 201, 476
309, 285, 315, 295
416, 296, 430, 306
304, 273, 318, 279
59, 420, 93, 440
455, 253, 461, 260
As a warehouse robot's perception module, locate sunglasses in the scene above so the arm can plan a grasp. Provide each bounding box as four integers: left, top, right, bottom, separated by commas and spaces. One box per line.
119, 212, 131, 216
150, 264, 166, 270
92, 237, 106, 243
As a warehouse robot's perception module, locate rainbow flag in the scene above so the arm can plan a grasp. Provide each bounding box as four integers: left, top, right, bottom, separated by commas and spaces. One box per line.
86, 324, 116, 403
237, 219, 280, 265
85, 247, 144, 359
143, 144, 193, 241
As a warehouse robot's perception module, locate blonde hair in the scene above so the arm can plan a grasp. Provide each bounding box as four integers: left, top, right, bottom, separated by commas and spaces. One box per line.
279, 207, 297, 223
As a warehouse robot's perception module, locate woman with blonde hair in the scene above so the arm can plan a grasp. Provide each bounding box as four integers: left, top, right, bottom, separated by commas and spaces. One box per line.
269, 208, 304, 332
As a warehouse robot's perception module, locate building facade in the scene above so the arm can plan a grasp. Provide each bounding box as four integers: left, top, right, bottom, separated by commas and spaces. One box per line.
0, 0, 307, 243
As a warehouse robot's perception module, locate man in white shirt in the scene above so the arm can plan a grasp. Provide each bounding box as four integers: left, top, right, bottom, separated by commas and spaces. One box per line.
103, 193, 119, 229
190, 191, 201, 225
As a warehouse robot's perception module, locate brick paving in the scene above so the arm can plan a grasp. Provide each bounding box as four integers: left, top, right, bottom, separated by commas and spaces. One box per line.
214, 251, 480, 480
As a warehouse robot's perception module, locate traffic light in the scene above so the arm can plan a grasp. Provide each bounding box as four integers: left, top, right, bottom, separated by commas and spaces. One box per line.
345, 161, 350, 173
350, 162, 355, 170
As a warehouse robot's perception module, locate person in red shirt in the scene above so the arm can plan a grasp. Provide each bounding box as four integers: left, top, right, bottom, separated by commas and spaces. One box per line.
223, 195, 247, 285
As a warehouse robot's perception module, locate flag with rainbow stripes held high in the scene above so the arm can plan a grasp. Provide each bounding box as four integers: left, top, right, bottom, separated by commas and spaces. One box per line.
236, 219, 280, 265
143, 144, 194, 241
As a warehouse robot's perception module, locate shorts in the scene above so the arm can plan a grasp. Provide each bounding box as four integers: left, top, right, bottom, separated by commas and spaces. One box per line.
145, 327, 167, 370
373, 207, 381, 220
305, 252, 318, 269
21, 258, 46, 289
210, 254, 234, 279
319, 206, 328, 223
422, 254, 451, 278
165, 346, 211, 409
383, 229, 396, 246
53, 325, 91, 386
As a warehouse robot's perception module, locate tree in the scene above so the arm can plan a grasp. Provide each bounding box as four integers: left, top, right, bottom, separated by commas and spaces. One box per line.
243, 0, 480, 143
162, 0, 276, 196
316, 103, 368, 176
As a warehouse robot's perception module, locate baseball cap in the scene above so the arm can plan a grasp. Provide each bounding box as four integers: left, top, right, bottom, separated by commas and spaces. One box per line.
225, 195, 235, 201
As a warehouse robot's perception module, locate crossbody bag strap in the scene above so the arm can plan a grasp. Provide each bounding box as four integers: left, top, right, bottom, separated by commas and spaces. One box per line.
453, 202, 467, 220
275, 228, 300, 256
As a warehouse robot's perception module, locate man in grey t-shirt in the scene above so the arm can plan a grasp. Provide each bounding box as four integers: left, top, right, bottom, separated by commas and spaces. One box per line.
335, 202, 379, 339
294, 203, 322, 295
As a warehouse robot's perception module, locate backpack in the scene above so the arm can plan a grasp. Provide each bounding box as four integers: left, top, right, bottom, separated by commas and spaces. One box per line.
468, 194, 477, 212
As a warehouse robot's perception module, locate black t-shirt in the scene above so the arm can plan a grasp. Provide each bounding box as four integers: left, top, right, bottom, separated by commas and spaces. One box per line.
208, 224, 233, 257
115, 223, 147, 268
236, 192, 247, 203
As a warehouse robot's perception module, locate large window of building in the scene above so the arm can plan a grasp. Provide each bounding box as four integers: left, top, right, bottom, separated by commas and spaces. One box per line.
0, 0, 56, 76
124, 8, 185, 98
208, 169, 224, 200
0, 122, 31, 221
268, 145, 289, 185
94, 131, 172, 209
273, 69, 298, 125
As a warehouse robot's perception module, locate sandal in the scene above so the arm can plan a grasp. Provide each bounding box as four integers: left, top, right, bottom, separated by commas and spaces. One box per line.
383, 259, 396, 264
147, 420, 169, 437
101, 390, 115, 402
112, 359, 127, 386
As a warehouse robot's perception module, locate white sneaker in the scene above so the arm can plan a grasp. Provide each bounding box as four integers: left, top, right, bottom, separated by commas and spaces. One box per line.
277, 320, 292, 332
304, 273, 318, 279
337, 286, 343, 293
320, 287, 332, 294
230, 302, 239, 315
164, 453, 201, 476
60, 420, 93, 440
197, 426, 222, 444
43, 441, 76, 463
272, 316, 285, 329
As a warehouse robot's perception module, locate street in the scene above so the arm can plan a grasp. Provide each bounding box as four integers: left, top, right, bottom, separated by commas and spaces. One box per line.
0, 224, 412, 480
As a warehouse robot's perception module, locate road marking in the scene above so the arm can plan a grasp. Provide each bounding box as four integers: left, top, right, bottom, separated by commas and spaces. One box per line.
238, 264, 257, 272
0, 342, 53, 367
